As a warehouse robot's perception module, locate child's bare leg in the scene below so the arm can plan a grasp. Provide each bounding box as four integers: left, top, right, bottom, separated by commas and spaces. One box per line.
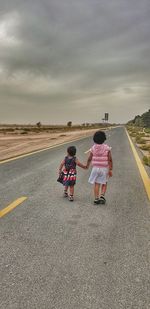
99, 183, 107, 204
69, 186, 74, 201
70, 186, 74, 196
63, 186, 68, 197
101, 183, 107, 195
94, 183, 100, 199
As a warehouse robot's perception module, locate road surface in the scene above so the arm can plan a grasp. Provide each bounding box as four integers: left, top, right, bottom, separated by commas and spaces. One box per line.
0, 127, 150, 309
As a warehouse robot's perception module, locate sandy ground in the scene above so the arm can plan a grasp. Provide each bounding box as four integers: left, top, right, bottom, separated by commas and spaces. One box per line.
0, 129, 97, 161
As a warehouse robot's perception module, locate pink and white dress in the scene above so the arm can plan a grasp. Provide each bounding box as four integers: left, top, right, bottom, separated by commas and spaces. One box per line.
88, 144, 111, 184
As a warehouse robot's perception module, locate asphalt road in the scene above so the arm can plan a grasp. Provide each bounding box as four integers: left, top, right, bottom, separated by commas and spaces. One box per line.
0, 127, 150, 309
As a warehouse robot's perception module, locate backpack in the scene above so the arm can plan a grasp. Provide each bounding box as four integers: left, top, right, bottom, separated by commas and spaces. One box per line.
65, 156, 76, 171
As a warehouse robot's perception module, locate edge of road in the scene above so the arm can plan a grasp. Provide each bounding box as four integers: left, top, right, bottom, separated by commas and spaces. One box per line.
0, 133, 94, 165
126, 128, 150, 201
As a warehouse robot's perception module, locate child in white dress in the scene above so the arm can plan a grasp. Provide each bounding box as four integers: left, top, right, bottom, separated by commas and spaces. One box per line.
86, 131, 113, 204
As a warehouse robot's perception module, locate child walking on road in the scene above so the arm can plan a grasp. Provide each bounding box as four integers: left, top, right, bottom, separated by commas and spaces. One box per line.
86, 131, 113, 205
58, 146, 86, 201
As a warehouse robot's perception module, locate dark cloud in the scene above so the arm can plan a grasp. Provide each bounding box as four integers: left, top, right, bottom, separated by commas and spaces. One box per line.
0, 0, 150, 124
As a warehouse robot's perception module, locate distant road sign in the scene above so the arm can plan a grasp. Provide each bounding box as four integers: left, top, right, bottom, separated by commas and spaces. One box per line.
105, 113, 109, 121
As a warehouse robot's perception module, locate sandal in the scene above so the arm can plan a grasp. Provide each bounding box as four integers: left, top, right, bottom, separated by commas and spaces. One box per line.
99, 195, 106, 204
63, 191, 68, 197
69, 195, 74, 202
94, 198, 100, 205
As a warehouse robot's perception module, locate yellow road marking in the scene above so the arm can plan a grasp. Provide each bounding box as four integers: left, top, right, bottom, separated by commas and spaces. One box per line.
126, 129, 150, 201
0, 134, 93, 165
0, 197, 27, 218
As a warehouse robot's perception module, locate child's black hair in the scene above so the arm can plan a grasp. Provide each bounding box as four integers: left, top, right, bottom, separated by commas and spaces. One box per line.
93, 131, 106, 144
67, 146, 76, 156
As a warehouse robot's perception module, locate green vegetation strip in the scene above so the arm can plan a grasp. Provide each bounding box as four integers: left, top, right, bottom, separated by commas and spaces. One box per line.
127, 126, 150, 167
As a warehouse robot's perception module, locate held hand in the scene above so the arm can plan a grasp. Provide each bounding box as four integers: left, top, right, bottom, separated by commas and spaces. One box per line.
83, 165, 88, 169
81, 164, 88, 169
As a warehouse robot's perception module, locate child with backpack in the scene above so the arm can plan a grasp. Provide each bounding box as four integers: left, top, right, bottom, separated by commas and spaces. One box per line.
58, 146, 87, 201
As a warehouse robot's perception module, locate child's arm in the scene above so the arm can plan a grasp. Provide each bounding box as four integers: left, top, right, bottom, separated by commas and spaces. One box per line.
76, 159, 87, 169
58, 159, 65, 174
86, 152, 93, 168
108, 151, 113, 176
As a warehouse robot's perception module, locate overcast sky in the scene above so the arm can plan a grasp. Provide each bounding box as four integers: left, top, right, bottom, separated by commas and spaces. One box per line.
0, 0, 149, 124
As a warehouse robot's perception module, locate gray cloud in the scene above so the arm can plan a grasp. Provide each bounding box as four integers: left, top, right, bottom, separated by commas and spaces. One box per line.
0, 0, 150, 124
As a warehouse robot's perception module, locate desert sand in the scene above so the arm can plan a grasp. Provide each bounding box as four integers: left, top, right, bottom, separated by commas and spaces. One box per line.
0, 129, 97, 161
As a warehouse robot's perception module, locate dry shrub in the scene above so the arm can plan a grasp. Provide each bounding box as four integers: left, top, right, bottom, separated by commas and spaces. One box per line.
143, 156, 150, 166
